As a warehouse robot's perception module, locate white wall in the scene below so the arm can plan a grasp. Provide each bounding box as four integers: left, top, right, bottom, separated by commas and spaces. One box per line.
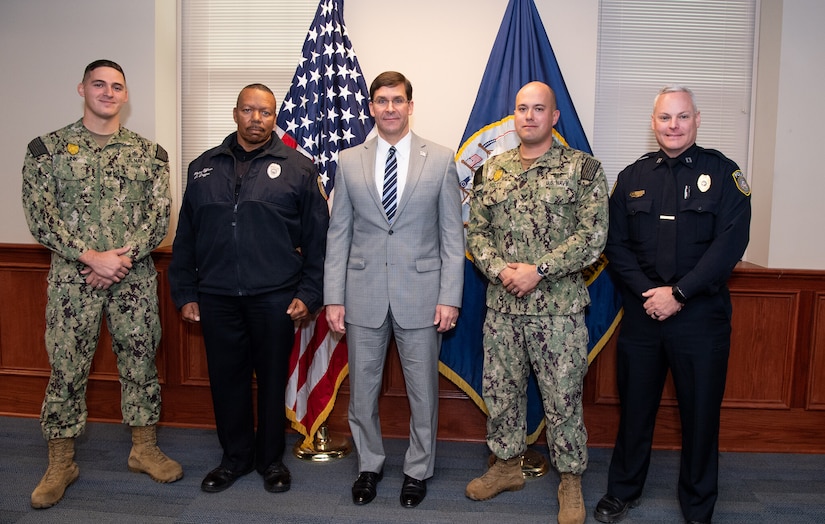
767, 0, 825, 269
0, 0, 822, 269
344, 1, 597, 152
0, 0, 158, 244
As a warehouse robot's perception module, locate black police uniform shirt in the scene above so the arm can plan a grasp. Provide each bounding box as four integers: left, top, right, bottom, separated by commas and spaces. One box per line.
605, 143, 751, 302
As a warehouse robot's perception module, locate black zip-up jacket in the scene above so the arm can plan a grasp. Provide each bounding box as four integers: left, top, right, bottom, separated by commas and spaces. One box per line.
169, 132, 328, 311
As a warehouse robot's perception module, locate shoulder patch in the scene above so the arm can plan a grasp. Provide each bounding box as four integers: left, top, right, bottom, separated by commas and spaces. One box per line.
732, 170, 751, 196
472, 165, 484, 188
27, 137, 49, 158
317, 176, 329, 201
580, 157, 601, 181
155, 144, 168, 162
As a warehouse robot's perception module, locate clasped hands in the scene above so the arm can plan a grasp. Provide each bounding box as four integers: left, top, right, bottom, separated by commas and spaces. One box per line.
498, 262, 542, 298
79, 246, 133, 290
642, 286, 683, 321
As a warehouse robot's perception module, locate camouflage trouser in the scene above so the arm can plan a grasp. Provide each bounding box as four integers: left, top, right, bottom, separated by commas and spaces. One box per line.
40, 276, 162, 440
482, 309, 589, 474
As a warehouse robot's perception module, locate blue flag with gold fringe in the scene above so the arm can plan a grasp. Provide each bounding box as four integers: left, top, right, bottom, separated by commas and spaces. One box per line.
438, 0, 622, 443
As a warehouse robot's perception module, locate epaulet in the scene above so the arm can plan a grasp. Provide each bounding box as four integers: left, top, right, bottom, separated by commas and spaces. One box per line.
635, 151, 658, 164
580, 156, 601, 181
155, 144, 169, 162
699, 147, 740, 171
701, 148, 731, 161
27, 137, 50, 158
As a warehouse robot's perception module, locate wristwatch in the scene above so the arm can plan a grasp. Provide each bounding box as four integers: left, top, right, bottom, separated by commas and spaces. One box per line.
672, 285, 687, 304
536, 264, 546, 279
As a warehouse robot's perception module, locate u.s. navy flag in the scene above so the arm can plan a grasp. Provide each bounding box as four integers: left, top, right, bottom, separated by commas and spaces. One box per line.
277, 0, 374, 447
438, 0, 622, 443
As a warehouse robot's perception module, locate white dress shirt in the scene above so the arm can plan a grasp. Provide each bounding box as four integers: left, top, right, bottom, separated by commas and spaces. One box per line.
374, 132, 412, 204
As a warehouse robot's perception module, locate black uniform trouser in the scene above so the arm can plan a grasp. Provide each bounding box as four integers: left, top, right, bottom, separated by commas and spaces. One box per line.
199, 290, 295, 474
607, 289, 731, 523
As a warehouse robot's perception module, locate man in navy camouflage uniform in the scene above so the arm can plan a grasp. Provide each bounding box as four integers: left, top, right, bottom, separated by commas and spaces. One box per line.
594, 85, 751, 524
465, 81, 608, 524
22, 59, 182, 510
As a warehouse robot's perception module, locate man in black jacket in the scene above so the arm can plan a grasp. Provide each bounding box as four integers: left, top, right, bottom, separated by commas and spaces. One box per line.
169, 84, 329, 494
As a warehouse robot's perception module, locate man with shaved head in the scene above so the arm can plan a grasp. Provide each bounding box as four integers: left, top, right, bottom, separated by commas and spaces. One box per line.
465, 81, 608, 524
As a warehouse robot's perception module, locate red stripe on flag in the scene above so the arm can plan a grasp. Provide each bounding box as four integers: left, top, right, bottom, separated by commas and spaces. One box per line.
287, 310, 349, 445
280, 132, 298, 149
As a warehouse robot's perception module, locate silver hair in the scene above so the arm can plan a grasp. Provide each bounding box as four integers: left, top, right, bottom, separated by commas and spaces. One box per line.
653, 85, 698, 112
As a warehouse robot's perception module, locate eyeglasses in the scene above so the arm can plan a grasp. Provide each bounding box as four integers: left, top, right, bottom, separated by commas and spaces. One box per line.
371, 97, 409, 108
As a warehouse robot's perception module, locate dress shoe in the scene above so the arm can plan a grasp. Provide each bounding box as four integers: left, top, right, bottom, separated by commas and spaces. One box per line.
263, 461, 291, 493
352, 470, 383, 505
594, 494, 640, 523
400, 474, 427, 508
201, 465, 252, 493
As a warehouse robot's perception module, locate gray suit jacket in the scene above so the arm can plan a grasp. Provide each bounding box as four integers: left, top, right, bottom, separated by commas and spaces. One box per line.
324, 133, 464, 329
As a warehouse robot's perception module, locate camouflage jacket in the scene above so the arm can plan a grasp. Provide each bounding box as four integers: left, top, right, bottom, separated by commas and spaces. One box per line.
21, 119, 171, 282
467, 141, 608, 315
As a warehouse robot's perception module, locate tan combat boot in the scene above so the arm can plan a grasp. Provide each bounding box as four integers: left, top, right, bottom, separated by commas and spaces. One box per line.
557, 472, 586, 524
465, 456, 525, 500
31, 437, 80, 509
127, 425, 183, 483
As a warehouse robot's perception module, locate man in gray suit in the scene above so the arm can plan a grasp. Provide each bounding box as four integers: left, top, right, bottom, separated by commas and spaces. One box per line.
324, 71, 464, 509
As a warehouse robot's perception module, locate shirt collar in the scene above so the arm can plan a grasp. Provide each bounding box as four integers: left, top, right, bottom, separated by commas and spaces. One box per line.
376, 132, 412, 159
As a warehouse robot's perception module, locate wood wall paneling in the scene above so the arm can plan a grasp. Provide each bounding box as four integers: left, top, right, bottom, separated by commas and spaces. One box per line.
725, 291, 797, 409
0, 268, 49, 372
2, 245, 825, 452
808, 292, 825, 410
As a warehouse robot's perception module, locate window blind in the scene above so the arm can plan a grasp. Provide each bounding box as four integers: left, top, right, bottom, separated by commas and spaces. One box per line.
594, 0, 756, 188
180, 0, 316, 188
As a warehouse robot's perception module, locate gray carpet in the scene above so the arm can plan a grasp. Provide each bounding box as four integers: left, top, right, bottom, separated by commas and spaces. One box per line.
1, 416, 823, 523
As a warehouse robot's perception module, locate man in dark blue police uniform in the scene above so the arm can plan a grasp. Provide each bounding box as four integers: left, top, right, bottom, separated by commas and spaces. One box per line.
594, 85, 751, 524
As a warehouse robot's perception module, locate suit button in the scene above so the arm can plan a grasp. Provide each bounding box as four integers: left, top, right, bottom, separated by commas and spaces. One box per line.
388, 230, 394, 235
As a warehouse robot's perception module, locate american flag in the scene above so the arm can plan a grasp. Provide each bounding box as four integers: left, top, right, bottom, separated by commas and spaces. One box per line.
278, 0, 373, 447
276, 0, 373, 194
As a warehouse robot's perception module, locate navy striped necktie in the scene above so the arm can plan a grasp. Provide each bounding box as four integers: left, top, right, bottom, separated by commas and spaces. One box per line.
382, 146, 398, 222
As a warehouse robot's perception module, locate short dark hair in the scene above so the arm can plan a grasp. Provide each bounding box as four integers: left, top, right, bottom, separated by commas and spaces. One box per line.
83, 59, 125, 82
237, 83, 275, 107
369, 71, 412, 101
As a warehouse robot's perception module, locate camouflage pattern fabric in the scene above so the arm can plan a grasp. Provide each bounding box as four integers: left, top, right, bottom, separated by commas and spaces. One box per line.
467, 141, 608, 316
482, 309, 589, 474
21, 119, 170, 439
467, 141, 608, 475
41, 277, 162, 439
